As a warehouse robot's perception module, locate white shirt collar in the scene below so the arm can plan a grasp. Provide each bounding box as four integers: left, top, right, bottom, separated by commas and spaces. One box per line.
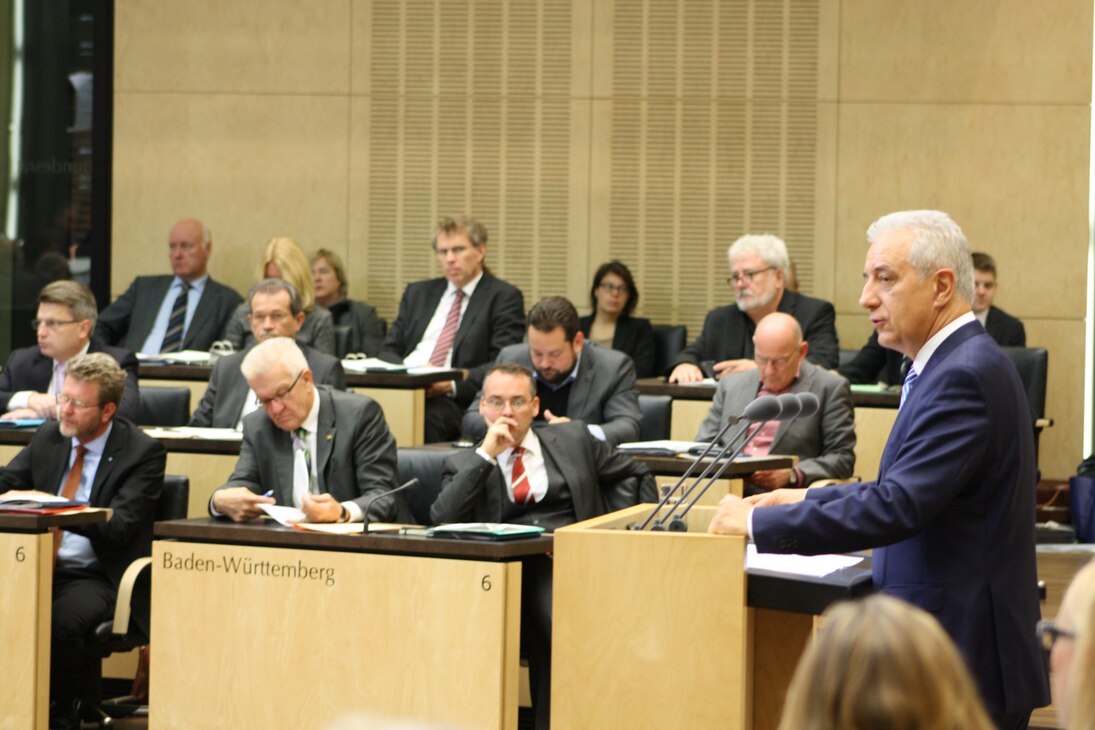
911, 311, 977, 375
447, 271, 484, 298
72, 420, 113, 455
300, 385, 321, 434
500, 426, 541, 464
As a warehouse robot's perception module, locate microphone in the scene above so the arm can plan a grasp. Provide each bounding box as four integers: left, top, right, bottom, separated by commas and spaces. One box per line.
667, 394, 803, 530
637, 395, 782, 531
796, 392, 819, 418
361, 478, 418, 532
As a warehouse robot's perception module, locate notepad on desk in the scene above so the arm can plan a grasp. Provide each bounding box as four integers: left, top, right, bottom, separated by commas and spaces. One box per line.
0, 418, 47, 429
619, 440, 707, 457
0, 492, 89, 513
143, 427, 243, 441
429, 522, 546, 541
135, 350, 212, 366
341, 357, 408, 374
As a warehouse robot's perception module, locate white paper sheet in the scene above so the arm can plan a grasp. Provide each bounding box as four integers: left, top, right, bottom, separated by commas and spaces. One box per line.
745, 544, 863, 578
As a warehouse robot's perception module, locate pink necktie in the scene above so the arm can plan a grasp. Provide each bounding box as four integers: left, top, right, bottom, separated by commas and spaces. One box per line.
429, 290, 465, 367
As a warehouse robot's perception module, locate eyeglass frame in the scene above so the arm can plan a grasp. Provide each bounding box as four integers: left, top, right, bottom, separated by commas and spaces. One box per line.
597, 282, 630, 296
57, 393, 101, 410
255, 369, 305, 408
31, 318, 83, 331
1036, 619, 1076, 652
727, 266, 776, 286
482, 396, 533, 410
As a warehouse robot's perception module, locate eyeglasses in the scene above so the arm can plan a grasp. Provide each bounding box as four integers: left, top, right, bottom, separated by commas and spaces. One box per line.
58, 393, 100, 410
755, 354, 795, 368
483, 397, 531, 410
727, 267, 775, 286
250, 311, 291, 324
32, 318, 81, 331
255, 370, 304, 408
1036, 619, 1076, 652
598, 282, 630, 295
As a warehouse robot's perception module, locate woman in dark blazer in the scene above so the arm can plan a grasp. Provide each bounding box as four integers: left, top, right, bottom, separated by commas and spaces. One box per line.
311, 248, 385, 357
579, 260, 656, 377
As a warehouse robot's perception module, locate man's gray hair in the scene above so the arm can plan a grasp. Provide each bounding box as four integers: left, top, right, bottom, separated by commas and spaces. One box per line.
866, 210, 974, 303
240, 337, 308, 382
727, 234, 790, 275
247, 278, 303, 316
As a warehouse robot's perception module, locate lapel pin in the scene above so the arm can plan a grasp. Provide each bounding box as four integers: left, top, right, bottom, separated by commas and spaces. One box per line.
326, 434, 333, 441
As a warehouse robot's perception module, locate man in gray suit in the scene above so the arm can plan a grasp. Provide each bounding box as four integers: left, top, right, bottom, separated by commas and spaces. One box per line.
696, 312, 855, 492
435, 362, 655, 730
462, 296, 642, 446
95, 218, 242, 354
189, 279, 345, 428
210, 337, 401, 523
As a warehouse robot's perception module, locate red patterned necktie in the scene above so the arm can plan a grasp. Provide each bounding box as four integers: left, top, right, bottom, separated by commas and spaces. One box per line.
511, 446, 531, 504
428, 289, 465, 367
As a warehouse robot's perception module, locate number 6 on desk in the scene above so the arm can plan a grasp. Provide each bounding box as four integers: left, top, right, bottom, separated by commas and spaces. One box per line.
482, 575, 492, 591
14, 546, 24, 562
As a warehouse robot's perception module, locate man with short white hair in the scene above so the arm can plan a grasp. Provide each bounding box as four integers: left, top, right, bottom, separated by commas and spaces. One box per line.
668, 233, 839, 382
709, 210, 1049, 728
95, 218, 242, 354
210, 337, 401, 524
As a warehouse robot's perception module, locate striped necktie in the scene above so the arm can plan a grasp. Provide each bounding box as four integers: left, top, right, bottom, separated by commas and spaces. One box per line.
511, 446, 531, 504
160, 283, 190, 352
429, 289, 465, 367
900, 366, 919, 409
295, 427, 316, 494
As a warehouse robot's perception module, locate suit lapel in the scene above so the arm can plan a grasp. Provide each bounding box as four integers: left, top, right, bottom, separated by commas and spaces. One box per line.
270, 425, 296, 504
452, 275, 491, 356
315, 388, 336, 492
536, 427, 593, 519
567, 352, 595, 419
89, 422, 124, 505
46, 432, 73, 494
183, 280, 212, 348
138, 277, 173, 347
723, 371, 759, 436
770, 364, 813, 450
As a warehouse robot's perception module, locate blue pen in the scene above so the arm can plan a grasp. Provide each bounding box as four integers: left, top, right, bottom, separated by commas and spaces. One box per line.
262, 490, 274, 498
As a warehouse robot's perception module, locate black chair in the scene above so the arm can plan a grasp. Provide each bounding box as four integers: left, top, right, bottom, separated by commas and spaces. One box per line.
638, 395, 672, 441
135, 387, 191, 427
652, 324, 686, 377
1000, 347, 1051, 470
85, 475, 190, 727
397, 446, 459, 525
334, 325, 353, 359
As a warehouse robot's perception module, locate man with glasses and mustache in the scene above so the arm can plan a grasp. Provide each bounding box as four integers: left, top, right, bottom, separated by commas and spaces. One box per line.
668, 234, 839, 383
695, 312, 855, 493
0, 353, 165, 729
210, 337, 403, 524
0, 280, 140, 420
189, 279, 345, 428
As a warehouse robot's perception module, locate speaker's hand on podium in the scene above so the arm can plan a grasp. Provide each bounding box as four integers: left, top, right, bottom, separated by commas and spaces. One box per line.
707, 494, 752, 536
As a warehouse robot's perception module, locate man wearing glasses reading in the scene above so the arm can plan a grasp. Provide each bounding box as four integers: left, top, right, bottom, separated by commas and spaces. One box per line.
189, 279, 345, 428
668, 234, 839, 382
0, 280, 140, 421
0, 353, 165, 728
210, 337, 402, 524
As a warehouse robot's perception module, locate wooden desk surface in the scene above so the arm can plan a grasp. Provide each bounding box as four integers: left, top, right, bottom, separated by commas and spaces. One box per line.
156, 517, 554, 562
0, 508, 109, 532
139, 362, 464, 389
634, 453, 793, 476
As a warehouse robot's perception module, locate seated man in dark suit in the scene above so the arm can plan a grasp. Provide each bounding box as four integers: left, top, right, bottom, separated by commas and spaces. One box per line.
189, 279, 345, 428
972, 251, 1026, 346
696, 312, 855, 492
669, 233, 839, 382
0, 280, 140, 421
210, 337, 401, 524
434, 362, 656, 730
378, 217, 525, 442
95, 218, 242, 354
0, 353, 166, 728
837, 330, 908, 386
462, 296, 642, 446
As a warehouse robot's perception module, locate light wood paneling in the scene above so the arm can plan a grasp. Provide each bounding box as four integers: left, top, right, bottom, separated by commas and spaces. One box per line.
0, 532, 51, 730
112, 93, 351, 299
115, 1, 352, 94
840, 0, 1092, 104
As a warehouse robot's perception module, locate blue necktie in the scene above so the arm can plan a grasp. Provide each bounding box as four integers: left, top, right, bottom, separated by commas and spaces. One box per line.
160, 284, 190, 352
900, 366, 919, 409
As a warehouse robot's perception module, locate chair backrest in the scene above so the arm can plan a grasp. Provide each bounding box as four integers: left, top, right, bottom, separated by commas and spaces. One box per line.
158, 475, 190, 521
1000, 347, 1048, 422
397, 446, 459, 525
334, 325, 353, 359
638, 395, 672, 441
652, 324, 687, 376
137, 386, 191, 427
838, 348, 859, 369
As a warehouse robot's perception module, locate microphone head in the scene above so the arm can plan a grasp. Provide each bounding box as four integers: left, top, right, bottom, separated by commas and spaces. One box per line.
776, 393, 802, 420
742, 394, 782, 422
796, 392, 820, 418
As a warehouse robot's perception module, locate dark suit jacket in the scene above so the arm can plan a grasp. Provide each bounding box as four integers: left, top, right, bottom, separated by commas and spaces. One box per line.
223, 303, 337, 356
378, 274, 525, 407
671, 290, 839, 372
837, 330, 907, 386
984, 305, 1026, 347
0, 419, 166, 633
752, 322, 1049, 715
431, 421, 657, 528
696, 360, 855, 485
215, 385, 401, 521
0, 339, 141, 421
462, 343, 642, 446
189, 344, 346, 428
578, 314, 656, 378
95, 275, 243, 352
329, 298, 385, 356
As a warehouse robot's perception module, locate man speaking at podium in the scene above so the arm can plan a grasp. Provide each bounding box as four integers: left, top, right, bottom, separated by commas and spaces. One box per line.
708, 210, 1048, 728
433, 361, 656, 729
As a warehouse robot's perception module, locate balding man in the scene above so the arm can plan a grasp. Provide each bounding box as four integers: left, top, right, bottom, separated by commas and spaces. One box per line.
696, 312, 855, 492
669, 234, 839, 383
96, 218, 242, 354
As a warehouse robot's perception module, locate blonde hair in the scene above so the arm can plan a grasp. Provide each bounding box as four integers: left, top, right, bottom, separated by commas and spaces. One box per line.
1058, 557, 1095, 729
779, 594, 993, 730
262, 237, 315, 312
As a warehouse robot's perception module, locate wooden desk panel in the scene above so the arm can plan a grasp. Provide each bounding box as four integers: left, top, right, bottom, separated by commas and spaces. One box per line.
0, 532, 51, 730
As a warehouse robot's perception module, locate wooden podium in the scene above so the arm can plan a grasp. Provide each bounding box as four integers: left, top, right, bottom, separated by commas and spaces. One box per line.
553, 505, 870, 730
